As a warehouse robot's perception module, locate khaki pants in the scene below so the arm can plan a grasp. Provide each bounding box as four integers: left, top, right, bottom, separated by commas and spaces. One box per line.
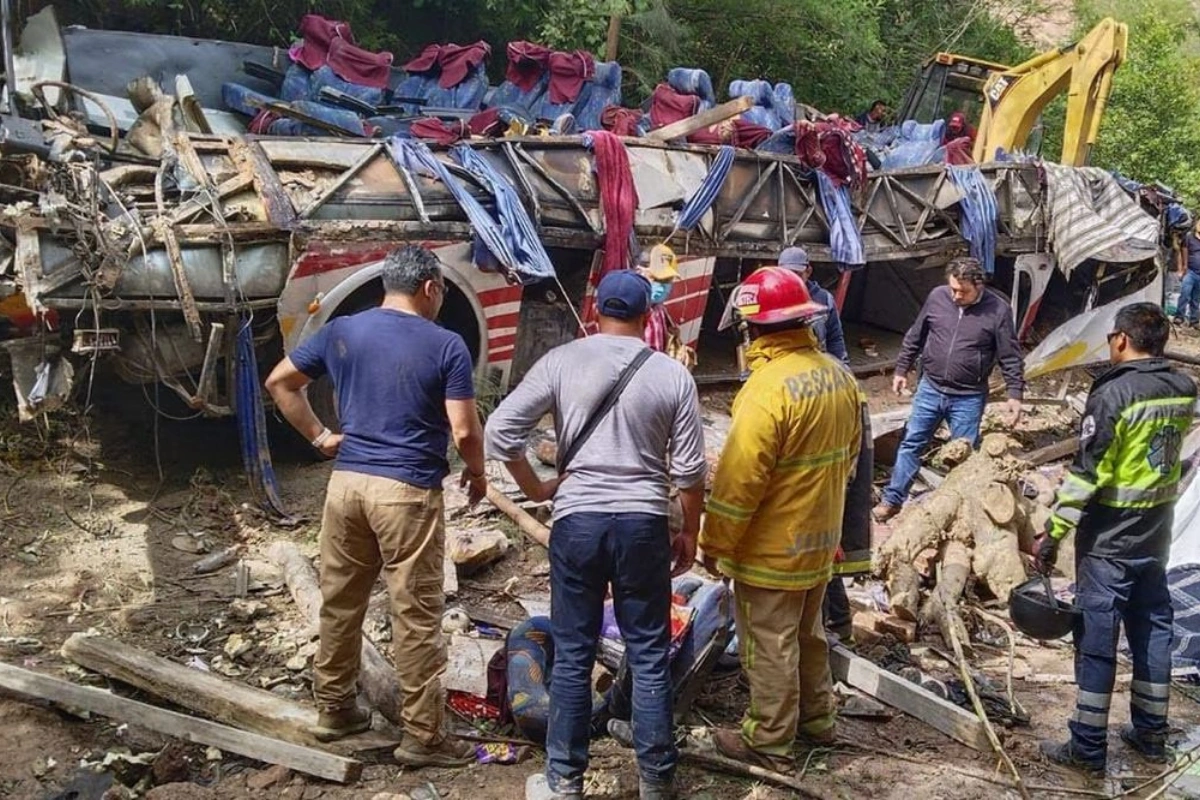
734, 580, 836, 754
313, 470, 447, 745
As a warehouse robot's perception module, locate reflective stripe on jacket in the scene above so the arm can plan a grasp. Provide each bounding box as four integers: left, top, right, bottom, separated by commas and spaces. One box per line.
1050, 358, 1197, 560
700, 328, 862, 590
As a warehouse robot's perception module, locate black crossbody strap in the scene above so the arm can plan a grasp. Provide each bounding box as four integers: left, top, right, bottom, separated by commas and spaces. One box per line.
557, 348, 653, 475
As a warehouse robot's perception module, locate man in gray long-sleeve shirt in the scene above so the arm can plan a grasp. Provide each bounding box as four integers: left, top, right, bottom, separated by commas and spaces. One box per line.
486, 270, 706, 800
875, 257, 1025, 521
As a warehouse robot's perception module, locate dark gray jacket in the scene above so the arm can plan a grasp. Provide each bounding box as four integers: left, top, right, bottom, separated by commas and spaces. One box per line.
895, 285, 1025, 399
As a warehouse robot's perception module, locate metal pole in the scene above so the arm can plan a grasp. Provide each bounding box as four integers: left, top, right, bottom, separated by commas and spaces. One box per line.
1, 0, 17, 116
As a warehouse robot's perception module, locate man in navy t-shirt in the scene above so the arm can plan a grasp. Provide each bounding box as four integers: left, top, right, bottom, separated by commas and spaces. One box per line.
266, 245, 486, 768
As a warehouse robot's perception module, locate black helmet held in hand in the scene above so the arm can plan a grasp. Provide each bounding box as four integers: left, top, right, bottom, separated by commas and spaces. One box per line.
1010, 576, 1081, 640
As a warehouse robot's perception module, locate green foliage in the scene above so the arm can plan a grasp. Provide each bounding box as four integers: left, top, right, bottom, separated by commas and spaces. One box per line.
1075, 0, 1200, 207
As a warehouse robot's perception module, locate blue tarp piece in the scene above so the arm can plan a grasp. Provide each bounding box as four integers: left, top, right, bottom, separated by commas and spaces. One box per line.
310, 64, 385, 107
773, 82, 796, 126
729, 79, 780, 130
234, 317, 293, 522
815, 170, 865, 269
677, 145, 736, 232
576, 61, 622, 131
755, 125, 796, 155
452, 144, 556, 280
668, 67, 715, 109
948, 165, 999, 275
386, 138, 554, 284
878, 119, 945, 170
486, 71, 549, 113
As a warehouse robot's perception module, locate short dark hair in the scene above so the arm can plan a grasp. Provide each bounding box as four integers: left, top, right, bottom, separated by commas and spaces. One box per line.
870, 100, 887, 111
946, 256, 985, 285
1113, 302, 1169, 356
381, 245, 442, 295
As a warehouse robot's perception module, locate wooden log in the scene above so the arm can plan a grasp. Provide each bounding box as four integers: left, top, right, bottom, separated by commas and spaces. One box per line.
828, 644, 990, 752
679, 748, 830, 799
981, 482, 1016, 527
646, 96, 755, 142
267, 542, 403, 726
886, 561, 922, 622
60, 633, 398, 756
961, 500, 1026, 601
918, 540, 972, 653
486, 485, 550, 547
0, 661, 362, 783
1020, 438, 1079, 466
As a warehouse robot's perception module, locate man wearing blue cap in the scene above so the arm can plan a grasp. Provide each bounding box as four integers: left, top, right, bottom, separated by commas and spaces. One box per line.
486, 270, 708, 800
778, 246, 847, 364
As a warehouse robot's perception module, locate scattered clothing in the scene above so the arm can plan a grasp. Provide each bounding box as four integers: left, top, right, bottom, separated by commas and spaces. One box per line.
584, 132, 639, 276
410, 117, 470, 145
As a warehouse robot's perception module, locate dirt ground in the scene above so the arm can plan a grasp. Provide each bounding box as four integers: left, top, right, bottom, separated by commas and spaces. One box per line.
3, 331, 1200, 800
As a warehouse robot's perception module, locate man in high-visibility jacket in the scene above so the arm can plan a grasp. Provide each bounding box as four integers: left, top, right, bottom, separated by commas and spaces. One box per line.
700, 267, 862, 773
1035, 302, 1197, 774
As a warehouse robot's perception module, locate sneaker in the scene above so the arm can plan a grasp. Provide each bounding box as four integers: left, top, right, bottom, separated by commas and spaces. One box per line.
1039, 739, 1105, 776
308, 704, 371, 742
393, 734, 476, 768
639, 778, 676, 800
872, 502, 901, 523
525, 773, 582, 800
1120, 724, 1170, 763
712, 728, 794, 774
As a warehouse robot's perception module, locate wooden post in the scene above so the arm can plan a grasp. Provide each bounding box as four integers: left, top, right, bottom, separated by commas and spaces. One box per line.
605, 11, 623, 62
0, 661, 362, 783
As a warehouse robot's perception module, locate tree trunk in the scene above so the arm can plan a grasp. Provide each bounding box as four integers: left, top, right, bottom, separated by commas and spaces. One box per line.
268, 542, 403, 726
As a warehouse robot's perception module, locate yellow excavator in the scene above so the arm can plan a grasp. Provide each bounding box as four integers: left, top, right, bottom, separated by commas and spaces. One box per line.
896, 17, 1129, 166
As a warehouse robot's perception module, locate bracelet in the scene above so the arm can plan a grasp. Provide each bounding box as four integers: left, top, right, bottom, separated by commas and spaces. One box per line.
311, 427, 333, 448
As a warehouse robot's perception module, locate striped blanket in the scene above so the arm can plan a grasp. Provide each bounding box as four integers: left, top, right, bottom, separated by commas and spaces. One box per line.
1042, 164, 1159, 277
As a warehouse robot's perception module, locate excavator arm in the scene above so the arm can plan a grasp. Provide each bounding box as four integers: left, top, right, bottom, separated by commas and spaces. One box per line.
973, 17, 1128, 166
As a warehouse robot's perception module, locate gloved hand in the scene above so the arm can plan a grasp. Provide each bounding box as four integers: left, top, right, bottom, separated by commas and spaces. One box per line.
1033, 534, 1059, 576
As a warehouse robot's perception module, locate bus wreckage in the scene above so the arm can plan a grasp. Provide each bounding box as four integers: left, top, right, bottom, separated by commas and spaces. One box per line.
0, 18, 1172, 510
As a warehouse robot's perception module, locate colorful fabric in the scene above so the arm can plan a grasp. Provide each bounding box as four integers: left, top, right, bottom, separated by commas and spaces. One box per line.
547, 50, 595, 104
410, 117, 469, 145
505, 41, 552, 91
291, 14, 353, 71
700, 329, 862, 590
648, 83, 700, 130
437, 41, 491, 89
447, 689, 502, 722
601, 105, 642, 136
644, 304, 669, 352
585, 131, 639, 276
326, 36, 392, 89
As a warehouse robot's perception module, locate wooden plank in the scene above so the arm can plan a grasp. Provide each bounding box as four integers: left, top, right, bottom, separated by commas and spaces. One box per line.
828, 644, 990, 752
0, 661, 362, 783
153, 221, 204, 342
486, 485, 550, 547
60, 633, 397, 756
1020, 437, 1078, 466
646, 96, 755, 142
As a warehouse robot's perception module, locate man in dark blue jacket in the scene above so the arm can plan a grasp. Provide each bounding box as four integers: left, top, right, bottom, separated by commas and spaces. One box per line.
874, 257, 1025, 522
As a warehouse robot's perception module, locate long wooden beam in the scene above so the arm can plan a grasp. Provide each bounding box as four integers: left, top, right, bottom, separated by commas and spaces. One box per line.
647, 96, 755, 142
0, 661, 362, 783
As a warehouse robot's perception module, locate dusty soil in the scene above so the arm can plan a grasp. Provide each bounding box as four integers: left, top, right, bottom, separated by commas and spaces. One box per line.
2, 336, 1200, 800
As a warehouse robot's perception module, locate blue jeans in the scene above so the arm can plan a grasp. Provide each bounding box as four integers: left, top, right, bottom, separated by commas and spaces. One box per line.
882, 379, 987, 507
545, 512, 676, 792
1070, 555, 1173, 763
1179, 271, 1200, 324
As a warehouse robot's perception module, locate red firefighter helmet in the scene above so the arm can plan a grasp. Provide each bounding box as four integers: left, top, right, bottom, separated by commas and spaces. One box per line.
721, 266, 827, 329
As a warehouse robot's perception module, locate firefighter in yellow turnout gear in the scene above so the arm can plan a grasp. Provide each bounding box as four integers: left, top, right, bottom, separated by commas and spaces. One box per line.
700, 267, 862, 772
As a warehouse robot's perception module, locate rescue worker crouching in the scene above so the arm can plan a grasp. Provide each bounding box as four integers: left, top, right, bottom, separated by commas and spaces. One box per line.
699, 267, 862, 773
1035, 302, 1197, 774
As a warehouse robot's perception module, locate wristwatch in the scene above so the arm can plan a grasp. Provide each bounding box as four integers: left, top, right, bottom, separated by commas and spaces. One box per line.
311, 427, 333, 449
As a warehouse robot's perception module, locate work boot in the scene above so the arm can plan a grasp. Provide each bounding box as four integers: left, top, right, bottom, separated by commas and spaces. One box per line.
796, 724, 837, 747
712, 728, 794, 774
639, 778, 676, 800
393, 733, 476, 768
872, 502, 901, 523
1120, 724, 1170, 763
525, 773, 583, 800
1039, 739, 1105, 776
309, 703, 371, 742
827, 620, 856, 647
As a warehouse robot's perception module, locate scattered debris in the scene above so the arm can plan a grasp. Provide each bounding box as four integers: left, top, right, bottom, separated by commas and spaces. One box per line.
193, 545, 241, 575
447, 528, 510, 573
